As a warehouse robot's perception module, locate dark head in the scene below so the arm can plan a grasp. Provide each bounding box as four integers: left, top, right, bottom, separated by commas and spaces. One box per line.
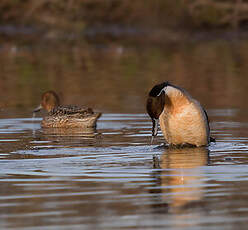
146, 82, 168, 137
33, 90, 60, 113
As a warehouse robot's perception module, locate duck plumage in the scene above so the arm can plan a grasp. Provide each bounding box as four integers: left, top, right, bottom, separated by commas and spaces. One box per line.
34, 91, 101, 129
147, 82, 211, 147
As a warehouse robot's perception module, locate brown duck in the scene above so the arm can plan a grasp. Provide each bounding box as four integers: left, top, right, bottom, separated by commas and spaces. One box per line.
33, 91, 101, 128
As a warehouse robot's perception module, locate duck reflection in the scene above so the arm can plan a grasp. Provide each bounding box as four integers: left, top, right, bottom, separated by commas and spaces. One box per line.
31, 126, 101, 148
42, 127, 97, 137
151, 147, 209, 213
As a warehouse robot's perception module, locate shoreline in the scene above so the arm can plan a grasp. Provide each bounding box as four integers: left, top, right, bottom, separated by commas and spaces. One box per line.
1, 24, 248, 45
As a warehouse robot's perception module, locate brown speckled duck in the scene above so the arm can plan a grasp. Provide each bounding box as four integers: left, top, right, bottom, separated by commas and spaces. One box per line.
146, 82, 212, 147
33, 91, 101, 129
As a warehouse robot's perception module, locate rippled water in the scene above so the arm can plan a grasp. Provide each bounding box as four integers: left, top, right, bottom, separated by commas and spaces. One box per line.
1, 36, 248, 229
0, 109, 248, 230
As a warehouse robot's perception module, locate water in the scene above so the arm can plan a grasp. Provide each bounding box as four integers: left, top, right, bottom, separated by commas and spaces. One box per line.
0, 38, 248, 229
0, 110, 247, 230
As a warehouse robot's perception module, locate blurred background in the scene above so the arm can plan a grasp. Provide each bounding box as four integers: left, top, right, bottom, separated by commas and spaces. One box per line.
0, 0, 248, 115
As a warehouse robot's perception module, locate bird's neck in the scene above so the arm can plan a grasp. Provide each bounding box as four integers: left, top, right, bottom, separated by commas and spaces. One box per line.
164, 86, 190, 114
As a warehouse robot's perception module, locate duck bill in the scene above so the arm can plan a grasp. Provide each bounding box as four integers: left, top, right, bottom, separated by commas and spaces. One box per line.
151, 118, 159, 144
152, 118, 159, 137
33, 104, 42, 113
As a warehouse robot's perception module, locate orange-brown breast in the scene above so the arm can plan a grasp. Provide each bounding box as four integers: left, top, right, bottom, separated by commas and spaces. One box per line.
159, 86, 209, 146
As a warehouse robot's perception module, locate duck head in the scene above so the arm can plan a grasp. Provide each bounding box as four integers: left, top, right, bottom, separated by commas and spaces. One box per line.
146, 82, 168, 138
33, 90, 60, 113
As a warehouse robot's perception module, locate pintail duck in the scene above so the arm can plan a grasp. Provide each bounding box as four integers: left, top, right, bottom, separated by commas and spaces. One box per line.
146, 82, 212, 147
33, 90, 101, 128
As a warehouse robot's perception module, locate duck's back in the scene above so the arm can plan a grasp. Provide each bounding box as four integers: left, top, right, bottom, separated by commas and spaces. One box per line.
42, 105, 101, 128
159, 86, 209, 147
49, 105, 93, 117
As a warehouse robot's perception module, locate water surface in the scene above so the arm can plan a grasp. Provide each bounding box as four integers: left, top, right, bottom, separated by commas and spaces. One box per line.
0, 109, 248, 230
0, 38, 248, 230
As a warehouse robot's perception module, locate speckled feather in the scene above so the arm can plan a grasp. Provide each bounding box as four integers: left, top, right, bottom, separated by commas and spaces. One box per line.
48, 105, 94, 117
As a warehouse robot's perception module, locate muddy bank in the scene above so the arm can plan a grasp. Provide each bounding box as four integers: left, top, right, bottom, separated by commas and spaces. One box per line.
2, 23, 248, 46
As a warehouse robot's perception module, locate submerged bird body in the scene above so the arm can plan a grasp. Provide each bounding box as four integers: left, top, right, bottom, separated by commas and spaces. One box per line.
147, 82, 210, 147
34, 91, 101, 128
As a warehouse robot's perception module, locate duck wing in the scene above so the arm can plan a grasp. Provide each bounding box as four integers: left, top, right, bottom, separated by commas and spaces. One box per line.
49, 105, 94, 117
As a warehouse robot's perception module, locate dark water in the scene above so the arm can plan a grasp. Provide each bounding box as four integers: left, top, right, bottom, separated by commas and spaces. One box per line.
0, 38, 248, 229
